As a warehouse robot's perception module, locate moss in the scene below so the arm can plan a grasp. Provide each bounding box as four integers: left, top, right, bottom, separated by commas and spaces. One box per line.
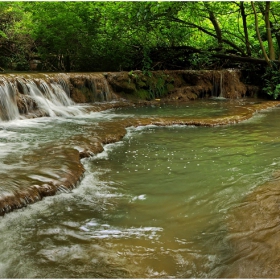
166, 83, 175, 92
136, 80, 147, 88
135, 89, 150, 100
126, 81, 137, 94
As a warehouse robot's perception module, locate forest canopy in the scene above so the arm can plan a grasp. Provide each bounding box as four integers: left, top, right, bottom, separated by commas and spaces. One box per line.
0, 1, 280, 72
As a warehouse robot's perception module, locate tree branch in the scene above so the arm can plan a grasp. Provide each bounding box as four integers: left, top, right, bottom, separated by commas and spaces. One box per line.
170, 16, 246, 55
251, 1, 271, 66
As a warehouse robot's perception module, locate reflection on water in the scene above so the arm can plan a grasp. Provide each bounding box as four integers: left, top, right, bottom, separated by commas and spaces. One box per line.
113, 99, 232, 118
0, 100, 280, 277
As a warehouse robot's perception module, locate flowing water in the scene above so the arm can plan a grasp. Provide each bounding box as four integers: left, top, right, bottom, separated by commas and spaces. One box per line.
1, 99, 280, 278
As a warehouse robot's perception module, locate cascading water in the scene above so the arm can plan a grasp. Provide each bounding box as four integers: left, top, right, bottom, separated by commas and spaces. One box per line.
220, 72, 223, 97
23, 79, 78, 117
0, 78, 20, 121
210, 69, 247, 99
88, 73, 111, 102
211, 71, 224, 98
0, 73, 113, 121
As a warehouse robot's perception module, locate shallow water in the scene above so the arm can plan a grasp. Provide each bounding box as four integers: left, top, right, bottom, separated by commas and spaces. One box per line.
113, 99, 235, 118
0, 100, 280, 278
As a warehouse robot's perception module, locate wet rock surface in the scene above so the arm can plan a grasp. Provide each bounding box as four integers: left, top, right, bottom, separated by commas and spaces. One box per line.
107, 70, 250, 101
0, 70, 264, 121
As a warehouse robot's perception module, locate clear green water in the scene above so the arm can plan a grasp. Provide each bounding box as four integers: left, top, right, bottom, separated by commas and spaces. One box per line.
112, 99, 259, 118
0, 102, 280, 278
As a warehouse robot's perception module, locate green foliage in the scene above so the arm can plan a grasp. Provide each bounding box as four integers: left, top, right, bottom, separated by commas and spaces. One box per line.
127, 72, 173, 100
147, 76, 166, 99
262, 64, 280, 99
189, 53, 215, 70
142, 47, 153, 74
0, 0, 279, 86
136, 89, 150, 100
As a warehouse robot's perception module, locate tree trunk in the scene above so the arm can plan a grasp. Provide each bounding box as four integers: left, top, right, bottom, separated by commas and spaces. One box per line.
257, 2, 279, 60
204, 3, 223, 50
171, 17, 246, 55
251, 1, 271, 67
65, 54, 71, 72
265, 1, 275, 60
212, 53, 280, 65
208, 11, 223, 49
240, 1, 251, 56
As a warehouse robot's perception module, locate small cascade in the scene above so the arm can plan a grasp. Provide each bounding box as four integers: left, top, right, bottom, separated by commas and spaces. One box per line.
211, 71, 222, 97
210, 69, 248, 99
212, 74, 219, 97
77, 73, 112, 102
0, 73, 114, 121
211, 71, 225, 98
25, 79, 73, 117
0, 78, 20, 121
220, 72, 223, 97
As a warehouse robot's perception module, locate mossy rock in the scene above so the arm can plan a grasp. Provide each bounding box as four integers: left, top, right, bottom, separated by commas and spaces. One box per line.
166, 83, 175, 92
70, 77, 86, 88
135, 89, 150, 100
70, 88, 87, 103
136, 80, 147, 88
71, 86, 100, 103
121, 81, 137, 94
111, 72, 137, 94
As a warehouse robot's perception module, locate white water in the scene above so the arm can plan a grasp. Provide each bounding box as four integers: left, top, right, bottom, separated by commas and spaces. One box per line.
0, 73, 114, 121
24, 79, 86, 117
0, 78, 20, 121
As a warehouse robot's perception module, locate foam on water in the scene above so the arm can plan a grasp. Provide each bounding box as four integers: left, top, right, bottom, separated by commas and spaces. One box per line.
79, 218, 162, 240
132, 194, 147, 201
0, 76, 98, 121
89, 141, 124, 160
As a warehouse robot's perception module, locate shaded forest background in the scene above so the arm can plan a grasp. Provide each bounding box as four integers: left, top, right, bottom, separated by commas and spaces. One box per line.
1, 1, 280, 97
1, 1, 280, 71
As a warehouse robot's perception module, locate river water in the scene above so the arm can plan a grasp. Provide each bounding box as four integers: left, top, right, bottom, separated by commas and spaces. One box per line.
0, 99, 280, 278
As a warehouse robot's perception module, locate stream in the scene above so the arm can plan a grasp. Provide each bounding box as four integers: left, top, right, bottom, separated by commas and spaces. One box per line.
0, 99, 280, 277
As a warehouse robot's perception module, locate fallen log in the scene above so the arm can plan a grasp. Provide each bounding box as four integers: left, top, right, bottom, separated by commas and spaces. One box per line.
209, 53, 280, 66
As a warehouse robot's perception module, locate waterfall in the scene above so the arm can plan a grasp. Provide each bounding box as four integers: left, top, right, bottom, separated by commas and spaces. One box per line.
211, 72, 221, 97
211, 71, 226, 99
220, 72, 223, 97
0, 73, 113, 121
85, 74, 112, 102
0, 78, 20, 121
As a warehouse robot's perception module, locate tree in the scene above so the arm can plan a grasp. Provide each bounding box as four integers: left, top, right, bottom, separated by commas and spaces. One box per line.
251, 1, 271, 66
1, 1, 280, 72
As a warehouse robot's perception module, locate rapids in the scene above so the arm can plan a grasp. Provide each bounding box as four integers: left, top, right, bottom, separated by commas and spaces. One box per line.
1, 73, 280, 277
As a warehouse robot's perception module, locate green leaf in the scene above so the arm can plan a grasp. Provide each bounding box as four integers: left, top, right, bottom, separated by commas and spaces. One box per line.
0, 30, 8, 39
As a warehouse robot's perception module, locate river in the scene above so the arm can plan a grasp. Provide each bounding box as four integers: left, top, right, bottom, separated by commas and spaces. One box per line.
0, 99, 280, 277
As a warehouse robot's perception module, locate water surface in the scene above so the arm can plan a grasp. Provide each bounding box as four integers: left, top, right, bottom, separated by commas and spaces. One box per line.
0, 100, 280, 278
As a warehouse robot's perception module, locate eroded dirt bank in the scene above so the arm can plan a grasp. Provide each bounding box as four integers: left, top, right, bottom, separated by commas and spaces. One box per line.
0, 100, 280, 215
